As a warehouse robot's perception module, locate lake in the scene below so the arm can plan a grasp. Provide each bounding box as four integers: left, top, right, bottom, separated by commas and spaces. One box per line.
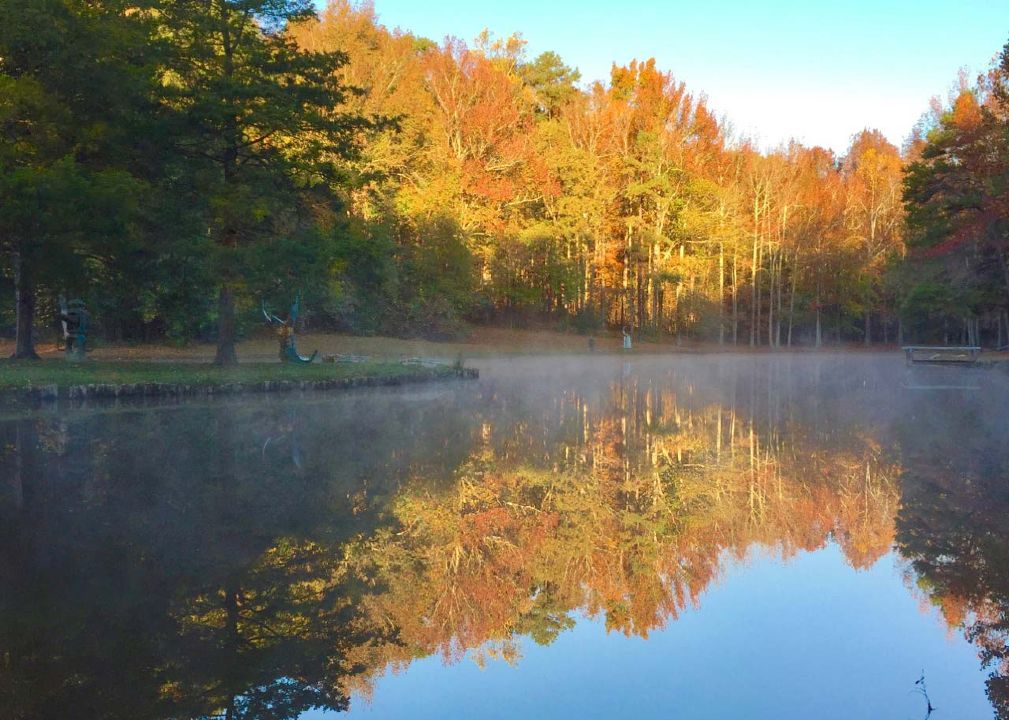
2, 354, 1007, 719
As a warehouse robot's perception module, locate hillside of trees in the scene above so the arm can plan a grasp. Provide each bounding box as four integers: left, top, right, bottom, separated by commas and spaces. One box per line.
3, 0, 1009, 361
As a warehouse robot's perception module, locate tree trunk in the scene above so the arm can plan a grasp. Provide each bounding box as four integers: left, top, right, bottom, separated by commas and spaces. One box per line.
718, 242, 725, 346
750, 242, 758, 346
732, 249, 738, 345
999, 250, 1009, 310
787, 261, 797, 348
750, 195, 759, 347
815, 279, 822, 348
12, 251, 39, 360
775, 249, 783, 348
214, 286, 238, 365
767, 248, 775, 348
646, 241, 655, 332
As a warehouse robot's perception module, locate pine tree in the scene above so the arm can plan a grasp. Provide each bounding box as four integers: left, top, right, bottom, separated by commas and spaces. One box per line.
157, 0, 377, 364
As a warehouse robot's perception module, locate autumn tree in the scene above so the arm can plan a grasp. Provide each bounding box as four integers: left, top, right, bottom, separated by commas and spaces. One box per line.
842, 129, 904, 345
280, 6, 921, 346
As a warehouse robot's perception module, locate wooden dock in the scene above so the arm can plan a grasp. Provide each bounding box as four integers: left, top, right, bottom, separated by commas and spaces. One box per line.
902, 346, 981, 366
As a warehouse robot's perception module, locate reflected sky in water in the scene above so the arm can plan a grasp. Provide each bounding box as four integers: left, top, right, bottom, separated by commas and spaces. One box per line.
2, 354, 1007, 719
329, 547, 987, 720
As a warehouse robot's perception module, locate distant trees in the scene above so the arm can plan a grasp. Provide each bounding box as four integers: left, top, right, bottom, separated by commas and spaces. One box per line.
291, 3, 910, 346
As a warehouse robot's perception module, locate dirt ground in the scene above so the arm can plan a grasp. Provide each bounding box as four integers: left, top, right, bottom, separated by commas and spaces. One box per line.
3, 327, 992, 363
0, 328, 670, 362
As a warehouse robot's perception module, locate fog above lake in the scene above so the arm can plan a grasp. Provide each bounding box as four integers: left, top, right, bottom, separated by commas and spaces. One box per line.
2, 353, 1008, 720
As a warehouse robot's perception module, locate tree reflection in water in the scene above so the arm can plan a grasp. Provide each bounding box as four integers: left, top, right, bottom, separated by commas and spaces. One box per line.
894, 380, 1009, 717
0, 356, 1007, 719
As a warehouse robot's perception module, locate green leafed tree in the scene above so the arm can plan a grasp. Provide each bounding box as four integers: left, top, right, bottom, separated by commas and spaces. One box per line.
157, 0, 380, 364
901, 48, 1009, 344
0, 0, 152, 359
519, 51, 581, 118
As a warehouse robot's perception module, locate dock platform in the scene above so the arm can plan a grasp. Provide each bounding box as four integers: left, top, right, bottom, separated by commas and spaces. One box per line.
902, 346, 981, 366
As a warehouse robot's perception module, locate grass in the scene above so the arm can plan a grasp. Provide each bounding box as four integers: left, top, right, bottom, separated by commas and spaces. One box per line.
0, 358, 453, 392
0, 327, 705, 364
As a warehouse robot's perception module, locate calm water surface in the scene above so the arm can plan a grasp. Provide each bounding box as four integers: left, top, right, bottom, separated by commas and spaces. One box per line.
2, 354, 1008, 719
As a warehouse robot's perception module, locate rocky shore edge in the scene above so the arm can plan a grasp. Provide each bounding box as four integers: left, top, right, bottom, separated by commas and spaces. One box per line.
5, 366, 479, 406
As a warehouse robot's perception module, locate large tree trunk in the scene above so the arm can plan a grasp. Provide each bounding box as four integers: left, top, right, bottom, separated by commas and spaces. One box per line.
12, 252, 39, 360
214, 286, 238, 365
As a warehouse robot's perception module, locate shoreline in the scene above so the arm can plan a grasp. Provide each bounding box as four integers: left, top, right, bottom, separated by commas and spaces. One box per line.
0, 362, 478, 408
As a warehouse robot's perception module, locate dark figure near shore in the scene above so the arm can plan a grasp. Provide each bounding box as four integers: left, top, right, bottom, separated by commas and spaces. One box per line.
58, 297, 89, 360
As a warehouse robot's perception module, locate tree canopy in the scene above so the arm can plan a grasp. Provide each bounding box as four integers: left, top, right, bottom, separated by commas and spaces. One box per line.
3, 0, 1009, 355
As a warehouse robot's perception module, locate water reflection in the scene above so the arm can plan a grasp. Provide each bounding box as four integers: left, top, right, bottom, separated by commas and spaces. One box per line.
1, 355, 1007, 718
892, 374, 1009, 717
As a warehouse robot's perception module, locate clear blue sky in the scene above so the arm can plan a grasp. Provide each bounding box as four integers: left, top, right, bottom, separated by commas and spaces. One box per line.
326, 0, 1009, 155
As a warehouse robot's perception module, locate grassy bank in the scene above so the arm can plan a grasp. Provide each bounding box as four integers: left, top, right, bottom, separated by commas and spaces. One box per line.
0, 328, 628, 362
0, 359, 455, 391
0, 359, 476, 406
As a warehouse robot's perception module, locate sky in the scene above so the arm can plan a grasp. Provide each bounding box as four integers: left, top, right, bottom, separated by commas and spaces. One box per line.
329, 0, 1009, 155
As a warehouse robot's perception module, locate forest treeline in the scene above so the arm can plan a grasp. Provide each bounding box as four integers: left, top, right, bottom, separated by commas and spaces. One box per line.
3, 0, 1009, 361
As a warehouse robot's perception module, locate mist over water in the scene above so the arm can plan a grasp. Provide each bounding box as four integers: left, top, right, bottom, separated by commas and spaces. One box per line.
2, 353, 1008, 719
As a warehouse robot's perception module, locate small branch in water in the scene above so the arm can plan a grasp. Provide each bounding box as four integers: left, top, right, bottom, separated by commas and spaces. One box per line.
913, 671, 935, 719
